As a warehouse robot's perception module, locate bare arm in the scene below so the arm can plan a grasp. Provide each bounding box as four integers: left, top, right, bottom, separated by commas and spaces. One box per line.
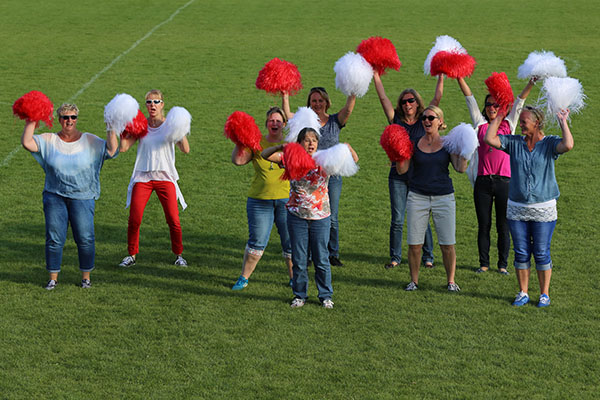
450, 153, 468, 173
231, 144, 253, 165
344, 143, 359, 162
429, 74, 444, 107
261, 144, 285, 162
395, 158, 410, 175
555, 109, 574, 154
282, 92, 294, 120
106, 130, 118, 157
457, 77, 472, 97
119, 135, 137, 153
372, 71, 395, 123
518, 77, 537, 100
484, 110, 506, 149
337, 94, 356, 126
21, 120, 38, 152
176, 136, 190, 153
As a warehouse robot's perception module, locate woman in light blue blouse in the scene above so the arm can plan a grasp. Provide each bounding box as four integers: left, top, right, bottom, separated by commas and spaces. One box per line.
21, 103, 118, 290
485, 107, 573, 307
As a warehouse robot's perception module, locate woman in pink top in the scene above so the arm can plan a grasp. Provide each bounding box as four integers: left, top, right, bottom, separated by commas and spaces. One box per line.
457, 77, 536, 274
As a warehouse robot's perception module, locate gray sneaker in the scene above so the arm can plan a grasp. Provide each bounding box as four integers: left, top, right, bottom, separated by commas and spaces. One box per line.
119, 255, 136, 268
174, 255, 188, 267
405, 281, 418, 291
322, 299, 334, 309
447, 282, 461, 292
290, 298, 305, 308
44, 279, 57, 290
81, 279, 92, 289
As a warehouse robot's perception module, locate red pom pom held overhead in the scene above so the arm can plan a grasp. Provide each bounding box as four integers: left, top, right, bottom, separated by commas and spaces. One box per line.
281, 142, 316, 181
356, 36, 402, 76
255, 58, 303, 95
123, 110, 148, 139
380, 124, 413, 162
485, 72, 514, 114
430, 51, 476, 79
224, 111, 263, 154
12, 90, 54, 128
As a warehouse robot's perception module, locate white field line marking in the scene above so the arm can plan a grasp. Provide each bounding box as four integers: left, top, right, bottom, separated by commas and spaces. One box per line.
1, 0, 196, 168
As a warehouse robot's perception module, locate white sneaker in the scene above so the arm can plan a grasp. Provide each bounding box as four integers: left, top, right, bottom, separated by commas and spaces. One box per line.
322, 299, 334, 309
405, 281, 418, 291
174, 255, 188, 267
290, 298, 305, 308
119, 255, 136, 268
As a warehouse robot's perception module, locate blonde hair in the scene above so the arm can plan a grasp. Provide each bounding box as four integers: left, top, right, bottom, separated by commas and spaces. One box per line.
423, 105, 447, 131
265, 106, 288, 127
145, 89, 164, 101
522, 106, 545, 130
57, 103, 79, 117
306, 87, 331, 111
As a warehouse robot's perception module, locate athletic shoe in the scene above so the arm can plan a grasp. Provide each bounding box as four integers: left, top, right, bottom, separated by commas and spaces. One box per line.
329, 256, 343, 267
119, 255, 136, 268
44, 279, 57, 290
81, 279, 92, 289
447, 282, 461, 292
174, 255, 188, 267
512, 292, 530, 306
537, 294, 551, 308
322, 299, 334, 309
232, 276, 248, 291
290, 298, 305, 308
404, 281, 418, 291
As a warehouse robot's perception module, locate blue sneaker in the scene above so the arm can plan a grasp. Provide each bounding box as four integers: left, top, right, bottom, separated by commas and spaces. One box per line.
512, 292, 529, 306
232, 276, 248, 291
537, 294, 551, 308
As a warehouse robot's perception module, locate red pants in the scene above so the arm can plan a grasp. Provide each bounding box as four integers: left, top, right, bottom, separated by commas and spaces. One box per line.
128, 181, 183, 256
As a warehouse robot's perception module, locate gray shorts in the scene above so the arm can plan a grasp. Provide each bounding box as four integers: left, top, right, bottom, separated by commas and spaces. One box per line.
407, 191, 456, 245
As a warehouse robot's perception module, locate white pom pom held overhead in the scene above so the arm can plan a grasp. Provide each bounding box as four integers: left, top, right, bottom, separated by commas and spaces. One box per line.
333, 51, 373, 98
442, 123, 479, 159
104, 93, 139, 134
312, 143, 359, 177
424, 35, 467, 76
285, 107, 321, 143
164, 106, 192, 143
538, 76, 586, 124
517, 50, 567, 80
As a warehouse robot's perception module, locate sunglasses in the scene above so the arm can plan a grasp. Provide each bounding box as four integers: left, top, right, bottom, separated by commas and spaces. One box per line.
310, 86, 328, 93
146, 99, 163, 104
421, 115, 438, 121
400, 98, 417, 105
485, 102, 500, 108
60, 115, 78, 120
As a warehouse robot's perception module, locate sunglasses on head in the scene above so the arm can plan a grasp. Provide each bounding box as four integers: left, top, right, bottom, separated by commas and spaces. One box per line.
310, 86, 327, 93
485, 102, 500, 108
60, 115, 78, 120
421, 115, 437, 121
146, 99, 163, 104
401, 98, 417, 105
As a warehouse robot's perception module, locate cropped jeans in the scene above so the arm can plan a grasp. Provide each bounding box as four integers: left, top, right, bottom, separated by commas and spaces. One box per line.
43, 192, 95, 273
246, 197, 291, 257
508, 219, 556, 271
327, 175, 342, 258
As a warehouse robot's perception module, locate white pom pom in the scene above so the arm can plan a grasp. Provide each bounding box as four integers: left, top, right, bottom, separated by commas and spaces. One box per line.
333, 52, 373, 98
539, 76, 586, 124
164, 106, 192, 143
104, 93, 139, 134
423, 35, 466, 75
442, 123, 479, 159
285, 107, 321, 143
312, 143, 359, 177
517, 50, 567, 79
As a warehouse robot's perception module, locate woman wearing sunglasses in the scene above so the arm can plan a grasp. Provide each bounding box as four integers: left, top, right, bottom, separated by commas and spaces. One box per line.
373, 71, 444, 270
397, 106, 468, 292
20, 103, 118, 289
118, 90, 190, 268
282, 87, 356, 267
457, 77, 536, 276
229, 107, 293, 291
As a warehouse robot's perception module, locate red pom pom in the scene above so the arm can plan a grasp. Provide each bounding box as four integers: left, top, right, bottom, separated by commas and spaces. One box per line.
356, 36, 402, 76
255, 58, 303, 95
380, 124, 413, 162
224, 111, 263, 154
430, 51, 476, 78
281, 142, 316, 181
12, 90, 54, 128
485, 72, 514, 114
123, 110, 148, 139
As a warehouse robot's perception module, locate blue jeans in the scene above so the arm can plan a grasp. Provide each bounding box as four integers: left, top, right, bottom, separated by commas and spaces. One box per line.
389, 178, 434, 264
42, 192, 96, 272
508, 219, 556, 271
327, 175, 342, 258
287, 212, 333, 301
246, 197, 291, 256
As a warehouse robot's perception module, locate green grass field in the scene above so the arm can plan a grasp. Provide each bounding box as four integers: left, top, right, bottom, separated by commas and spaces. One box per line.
1, 0, 599, 398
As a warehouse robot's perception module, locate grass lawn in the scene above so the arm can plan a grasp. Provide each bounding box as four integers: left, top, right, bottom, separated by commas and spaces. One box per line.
0, 0, 599, 398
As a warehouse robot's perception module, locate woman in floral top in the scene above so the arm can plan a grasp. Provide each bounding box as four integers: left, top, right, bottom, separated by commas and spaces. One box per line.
262, 128, 358, 309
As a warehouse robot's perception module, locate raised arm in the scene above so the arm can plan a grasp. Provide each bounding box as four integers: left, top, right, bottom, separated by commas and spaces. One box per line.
555, 109, 574, 154
176, 136, 190, 154
457, 77, 472, 97
450, 154, 468, 173
281, 92, 294, 120
429, 74, 444, 107
459, 77, 485, 127
484, 109, 506, 149
507, 77, 537, 131
261, 143, 284, 163
337, 94, 356, 126
21, 120, 39, 152
106, 130, 118, 157
231, 144, 253, 165
372, 71, 395, 123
